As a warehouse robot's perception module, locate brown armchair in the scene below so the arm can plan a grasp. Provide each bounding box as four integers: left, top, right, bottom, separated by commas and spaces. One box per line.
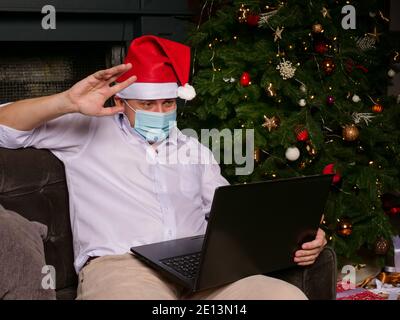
0, 147, 337, 300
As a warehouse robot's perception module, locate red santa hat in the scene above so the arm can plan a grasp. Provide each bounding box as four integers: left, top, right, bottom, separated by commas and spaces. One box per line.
115, 35, 196, 101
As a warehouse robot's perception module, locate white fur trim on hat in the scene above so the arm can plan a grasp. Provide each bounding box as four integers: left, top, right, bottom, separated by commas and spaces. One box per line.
116, 82, 178, 100
177, 84, 196, 101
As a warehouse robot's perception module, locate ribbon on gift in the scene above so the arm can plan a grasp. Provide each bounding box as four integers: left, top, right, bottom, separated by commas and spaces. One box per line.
359, 237, 400, 288
359, 271, 400, 288
377, 272, 400, 285
370, 279, 400, 300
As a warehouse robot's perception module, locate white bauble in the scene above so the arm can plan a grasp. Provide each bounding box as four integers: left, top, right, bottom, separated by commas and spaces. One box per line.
300, 84, 307, 93
352, 94, 361, 103
298, 99, 307, 107
285, 147, 300, 161
388, 69, 396, 78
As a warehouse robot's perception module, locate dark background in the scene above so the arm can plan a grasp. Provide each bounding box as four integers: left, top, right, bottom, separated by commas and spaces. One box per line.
0, 0, 398, 101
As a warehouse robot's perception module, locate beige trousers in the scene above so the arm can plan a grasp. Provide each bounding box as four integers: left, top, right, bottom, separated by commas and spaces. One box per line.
76, 253, 307, 300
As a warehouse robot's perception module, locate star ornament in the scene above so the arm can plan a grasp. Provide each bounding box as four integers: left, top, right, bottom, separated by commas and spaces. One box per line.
367, 26, 382, 42
262, 115, 280, 132
274, 26, 284, 42
321, 7, 331, 19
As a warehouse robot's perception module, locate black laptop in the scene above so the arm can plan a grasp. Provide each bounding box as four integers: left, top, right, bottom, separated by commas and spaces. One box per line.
130, 174, 333, 293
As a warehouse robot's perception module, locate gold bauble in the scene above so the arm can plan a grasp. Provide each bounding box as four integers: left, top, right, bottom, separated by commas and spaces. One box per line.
371, 104, 384, 113
342, 124, 360, 141
299, 161, 307, 169
321, 58, 336, 75
312, 23, 324, 33
336, 218, 353, 237
306, 141, 318, 157
374, 237, 390, 255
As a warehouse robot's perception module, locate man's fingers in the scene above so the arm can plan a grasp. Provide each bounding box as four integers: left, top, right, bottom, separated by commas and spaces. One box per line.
316, 228, 327, 245
294, 254, 318, 263
106, 64, 135, 84
317, 227, 326, 237
98, 106, 125, 116
302, 238, 324, 250
107, 72, 132, 85
93, 64, 132, 81
298, 261, 315, 267
295, 248, 321, 257
110, 75, 137, 95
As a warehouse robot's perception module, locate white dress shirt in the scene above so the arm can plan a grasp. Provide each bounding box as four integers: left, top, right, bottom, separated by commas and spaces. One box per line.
0, 110, 229, 273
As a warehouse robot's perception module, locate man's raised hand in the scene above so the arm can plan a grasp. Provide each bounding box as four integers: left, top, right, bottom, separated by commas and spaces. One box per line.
64, 63, 136, 116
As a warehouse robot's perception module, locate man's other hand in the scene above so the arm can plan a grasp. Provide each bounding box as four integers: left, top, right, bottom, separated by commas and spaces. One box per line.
294, 228, 327, 266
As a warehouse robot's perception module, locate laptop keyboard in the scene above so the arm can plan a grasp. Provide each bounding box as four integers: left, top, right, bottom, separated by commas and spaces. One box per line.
161, 252, 201, 279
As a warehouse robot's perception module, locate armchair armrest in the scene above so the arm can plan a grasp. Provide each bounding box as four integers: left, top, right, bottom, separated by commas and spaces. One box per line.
266, 247, 337, 300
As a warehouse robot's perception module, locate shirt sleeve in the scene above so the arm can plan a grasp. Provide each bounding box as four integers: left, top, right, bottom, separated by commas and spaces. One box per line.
199, 144, 230, 218
0, 103, 93, 159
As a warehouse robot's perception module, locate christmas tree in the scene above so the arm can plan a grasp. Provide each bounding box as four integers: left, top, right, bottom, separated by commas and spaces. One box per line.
183, 0, 400, 265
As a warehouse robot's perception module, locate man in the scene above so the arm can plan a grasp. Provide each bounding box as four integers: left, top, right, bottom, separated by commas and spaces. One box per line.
0, 35, 326, 299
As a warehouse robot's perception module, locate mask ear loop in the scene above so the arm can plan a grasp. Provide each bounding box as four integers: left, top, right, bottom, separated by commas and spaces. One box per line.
122, 99, 137, 113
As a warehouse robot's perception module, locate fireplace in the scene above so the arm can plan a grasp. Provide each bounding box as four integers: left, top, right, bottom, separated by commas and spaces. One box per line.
0, 42, 114, 104
0, 0, 199, 104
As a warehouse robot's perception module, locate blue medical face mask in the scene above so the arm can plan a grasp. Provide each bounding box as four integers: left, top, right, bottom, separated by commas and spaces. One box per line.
123, 100, 177, 143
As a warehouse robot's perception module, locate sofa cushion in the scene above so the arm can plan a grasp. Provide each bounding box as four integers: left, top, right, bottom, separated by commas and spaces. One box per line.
0, 147, 78, 295
0, 204, 56, 299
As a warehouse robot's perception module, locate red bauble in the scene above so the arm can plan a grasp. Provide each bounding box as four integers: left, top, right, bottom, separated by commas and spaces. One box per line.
314, 42, 328, 54
323, 163, 341, 184
246, 14, 260, 26
381, 192, 400, 217
296, 129, 309, 142
240, 72, 251, 87
389, 207, 400, 215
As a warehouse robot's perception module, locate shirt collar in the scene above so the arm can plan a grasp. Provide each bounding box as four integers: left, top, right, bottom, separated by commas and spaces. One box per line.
117, 112, 128, 130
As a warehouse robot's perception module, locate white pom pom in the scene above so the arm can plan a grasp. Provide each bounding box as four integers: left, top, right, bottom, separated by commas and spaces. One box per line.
177, 84, 196, 100
285, 147, 300, 161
